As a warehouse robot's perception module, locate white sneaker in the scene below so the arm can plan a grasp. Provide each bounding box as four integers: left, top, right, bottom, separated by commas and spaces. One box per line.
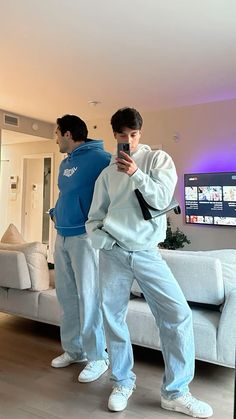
161, 392, 213, 418
51, 352, 87, 368
78, 359, 109, 383
108, 386, 135, 412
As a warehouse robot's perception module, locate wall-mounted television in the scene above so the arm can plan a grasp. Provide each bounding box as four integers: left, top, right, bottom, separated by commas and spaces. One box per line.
184, 172, 236, 226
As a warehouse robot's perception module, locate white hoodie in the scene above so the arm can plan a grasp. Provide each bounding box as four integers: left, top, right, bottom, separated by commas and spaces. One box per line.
86, 144, 178, 251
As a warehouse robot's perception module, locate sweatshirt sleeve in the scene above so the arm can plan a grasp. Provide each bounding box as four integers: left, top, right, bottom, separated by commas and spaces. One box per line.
131, 150, 177, 210
85, 174, 116, 250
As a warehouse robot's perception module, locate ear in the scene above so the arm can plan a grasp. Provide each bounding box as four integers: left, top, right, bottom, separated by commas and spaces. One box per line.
64, 130, 72, 139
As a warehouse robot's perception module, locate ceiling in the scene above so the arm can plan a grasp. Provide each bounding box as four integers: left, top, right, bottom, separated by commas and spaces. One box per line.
1, 0, 236, 124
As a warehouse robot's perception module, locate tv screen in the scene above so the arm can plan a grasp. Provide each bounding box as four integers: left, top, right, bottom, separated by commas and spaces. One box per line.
184, 172, 236, 226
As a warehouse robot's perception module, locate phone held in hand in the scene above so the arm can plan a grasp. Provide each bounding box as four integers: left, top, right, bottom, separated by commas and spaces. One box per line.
117, 143, 130, 158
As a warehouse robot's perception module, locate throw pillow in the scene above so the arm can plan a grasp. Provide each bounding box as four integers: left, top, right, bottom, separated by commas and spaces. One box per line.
0, 242, 50, 291
1, 223, 26, 244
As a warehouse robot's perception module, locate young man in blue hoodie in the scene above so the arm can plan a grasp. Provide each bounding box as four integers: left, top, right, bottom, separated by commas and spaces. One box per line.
50, 114, 110, 383
86, 108, 213, 417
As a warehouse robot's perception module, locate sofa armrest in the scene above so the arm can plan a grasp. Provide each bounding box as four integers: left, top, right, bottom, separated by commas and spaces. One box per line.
0, 250, 31, 289
217, 289, 236, 367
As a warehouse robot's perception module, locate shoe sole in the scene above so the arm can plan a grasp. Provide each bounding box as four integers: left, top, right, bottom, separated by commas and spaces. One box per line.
51, 358, 87, 368
78, 364, 109, 383
108, 389, 134, 412
161, 401, 211, 418
108, 403, 127, 412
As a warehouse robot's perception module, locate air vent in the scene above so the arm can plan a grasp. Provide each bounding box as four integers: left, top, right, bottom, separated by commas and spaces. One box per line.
4, 113, 19, 127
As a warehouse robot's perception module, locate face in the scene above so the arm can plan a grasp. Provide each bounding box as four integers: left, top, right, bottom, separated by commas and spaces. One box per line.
55, 127, 71, 154
114, 127, 141, 153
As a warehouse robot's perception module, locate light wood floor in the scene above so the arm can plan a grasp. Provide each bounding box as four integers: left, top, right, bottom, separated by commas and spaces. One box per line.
0, 313, 235, 419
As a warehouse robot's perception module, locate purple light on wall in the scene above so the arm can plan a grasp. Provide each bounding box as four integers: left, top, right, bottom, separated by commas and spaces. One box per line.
190, 149, 236, 173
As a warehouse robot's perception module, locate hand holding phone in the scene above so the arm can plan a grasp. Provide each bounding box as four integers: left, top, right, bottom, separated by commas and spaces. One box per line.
116, 143, 138, 176
117, 143, 130, 158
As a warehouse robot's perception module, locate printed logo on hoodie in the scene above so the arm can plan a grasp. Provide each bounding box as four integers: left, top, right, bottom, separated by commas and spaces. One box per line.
63, 167, 78, 177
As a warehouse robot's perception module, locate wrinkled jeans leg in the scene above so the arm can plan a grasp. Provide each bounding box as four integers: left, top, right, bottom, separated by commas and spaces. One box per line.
54, 234, 107, 361
69, 235, 107, 361
133, 249, 195, 399
54, 234, 84, 358
100, 246, 136, 388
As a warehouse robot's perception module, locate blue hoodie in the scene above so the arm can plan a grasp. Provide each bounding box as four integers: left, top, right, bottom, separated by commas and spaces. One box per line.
50, 140, 111, 236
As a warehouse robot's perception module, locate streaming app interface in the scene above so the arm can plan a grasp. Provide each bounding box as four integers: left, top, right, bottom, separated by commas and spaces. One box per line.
184, 172, 236, 226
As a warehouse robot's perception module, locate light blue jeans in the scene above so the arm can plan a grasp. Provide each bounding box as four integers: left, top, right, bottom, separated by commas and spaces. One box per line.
100, 245, 195, 399
54, 234, 107, 362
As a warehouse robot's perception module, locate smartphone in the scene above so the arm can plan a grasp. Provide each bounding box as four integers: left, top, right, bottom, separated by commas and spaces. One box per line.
117, 143, 130, 158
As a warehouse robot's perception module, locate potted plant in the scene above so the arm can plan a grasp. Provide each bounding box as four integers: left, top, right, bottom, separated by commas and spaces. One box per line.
159, 217, 190, 250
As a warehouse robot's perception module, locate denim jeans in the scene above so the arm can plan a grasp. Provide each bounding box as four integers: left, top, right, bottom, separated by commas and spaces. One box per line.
54, 234, 107, 361
100, 245, 195, 398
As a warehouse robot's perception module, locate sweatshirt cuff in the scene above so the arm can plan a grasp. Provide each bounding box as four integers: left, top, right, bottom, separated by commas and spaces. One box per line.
49, 208, 55, 220
130, 168, 145, 186
90, 232, 116, 250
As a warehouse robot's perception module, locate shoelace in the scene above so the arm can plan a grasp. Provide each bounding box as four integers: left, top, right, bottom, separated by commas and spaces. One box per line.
85, 360, 103, 370
112, 386, 135, 397
63, 353, 72, 360
181, 393, 200, 410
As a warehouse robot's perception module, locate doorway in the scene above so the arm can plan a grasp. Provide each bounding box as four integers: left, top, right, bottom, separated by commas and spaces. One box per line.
21, 153, 54, 246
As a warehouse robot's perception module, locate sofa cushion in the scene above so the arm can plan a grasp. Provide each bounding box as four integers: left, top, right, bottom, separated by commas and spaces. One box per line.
127, 299, 161, 349
49, 269, 55, 288
131, 280, 143, 297
38, 289, 61, 325
6, 288, 40, 319
127, 299, 220, 364
0, 242, 49, 291
191, 308, 219, 363
0, 250, 31, 289
1, 223, 26, 244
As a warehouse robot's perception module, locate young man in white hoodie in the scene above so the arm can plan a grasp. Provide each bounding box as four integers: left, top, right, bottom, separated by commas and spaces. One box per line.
86, 107, 213, 418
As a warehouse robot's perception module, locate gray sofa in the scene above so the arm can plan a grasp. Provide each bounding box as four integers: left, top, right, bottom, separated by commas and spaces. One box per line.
0, 247, 235, 368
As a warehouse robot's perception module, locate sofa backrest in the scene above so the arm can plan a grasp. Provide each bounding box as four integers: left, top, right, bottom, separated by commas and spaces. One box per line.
131, 248, 228, 306
160, 249, 225, 305
178, 249, 236, 298
0, 250, 31, 289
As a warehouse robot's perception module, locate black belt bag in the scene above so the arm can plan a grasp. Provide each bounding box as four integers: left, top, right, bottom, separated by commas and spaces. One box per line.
134, 189, 181, 220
